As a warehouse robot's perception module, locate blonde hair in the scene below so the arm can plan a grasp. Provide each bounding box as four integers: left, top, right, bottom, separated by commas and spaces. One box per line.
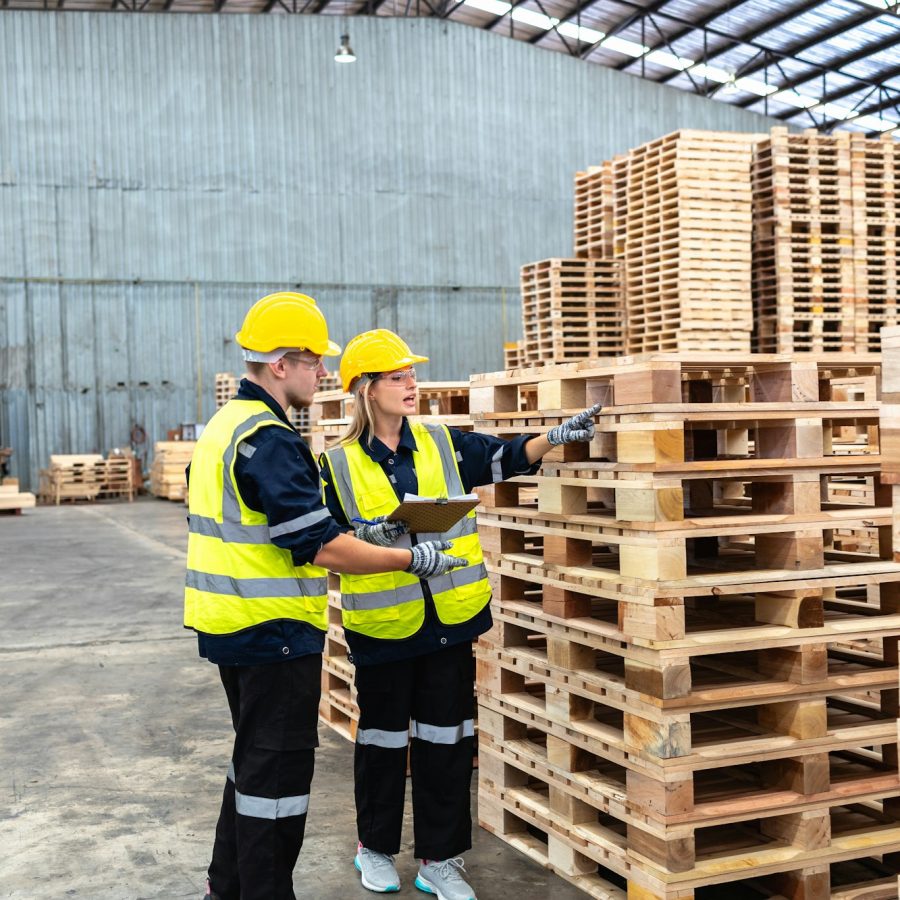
332, 378, 378, 449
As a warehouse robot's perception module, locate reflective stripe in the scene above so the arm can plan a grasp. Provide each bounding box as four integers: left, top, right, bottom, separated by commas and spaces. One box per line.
235, 789, 310, 819
411, 719, 475, 745
341, 582, 423, 611
427, 562, 488, 596
324, 447, 362, 522
356, 727, 410, 749
186, 569, 328, 599
189, 514, 272, 545
222, 412, 286, 525
490, 446, 504, 483
237, 443, 256, 459
269, 507, 332, 538
423, 424, 465, 497
455, 450, 463, 463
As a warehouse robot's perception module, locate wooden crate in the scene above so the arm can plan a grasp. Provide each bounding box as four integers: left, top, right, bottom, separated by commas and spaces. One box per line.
472, 353, 900, 899
520, 259, 624, 364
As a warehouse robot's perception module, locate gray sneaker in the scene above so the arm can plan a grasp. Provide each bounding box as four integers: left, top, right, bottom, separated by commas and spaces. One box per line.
415, 857, 476, 900
354, 843, 401, 893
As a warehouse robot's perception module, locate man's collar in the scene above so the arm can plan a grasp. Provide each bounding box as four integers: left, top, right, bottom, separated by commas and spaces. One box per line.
237, 378, 291, 426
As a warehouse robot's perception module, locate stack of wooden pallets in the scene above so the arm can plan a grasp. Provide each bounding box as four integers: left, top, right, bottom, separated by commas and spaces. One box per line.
752, 129, 856, 354
520, 259, 624, 364
624, 131, 758, 354
850, 135, 899, 352
38, 454, 135, 505
504, 341, 526, 371
471, 353, 900, 899
149, 441, 195, 502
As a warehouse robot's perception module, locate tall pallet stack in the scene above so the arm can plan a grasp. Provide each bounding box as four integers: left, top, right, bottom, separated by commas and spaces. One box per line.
624, 131, 758, 354
520, 259, 624, 364
752, 128, 855, 354
471, 354, 900, 899
850, 136, 899, 352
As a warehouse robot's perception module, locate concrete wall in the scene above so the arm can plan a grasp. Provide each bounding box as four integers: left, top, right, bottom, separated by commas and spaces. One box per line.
0, 11, 781, 488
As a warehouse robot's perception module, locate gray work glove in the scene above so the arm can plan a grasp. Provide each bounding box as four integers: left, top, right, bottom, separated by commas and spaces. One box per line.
354, 516, 409, 547
405, 540, 468, 579
547, 402, 602, 446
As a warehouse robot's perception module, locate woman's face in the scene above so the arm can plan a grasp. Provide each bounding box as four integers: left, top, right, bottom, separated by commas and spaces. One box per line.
368, 367, 419, 418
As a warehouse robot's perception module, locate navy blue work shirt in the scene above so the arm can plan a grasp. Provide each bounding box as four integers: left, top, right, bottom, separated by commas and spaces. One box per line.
320, 419, 541, 666
188, 378, 344, 666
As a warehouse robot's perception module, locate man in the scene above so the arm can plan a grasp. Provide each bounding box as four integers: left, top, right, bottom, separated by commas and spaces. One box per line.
185, 292, 465, 900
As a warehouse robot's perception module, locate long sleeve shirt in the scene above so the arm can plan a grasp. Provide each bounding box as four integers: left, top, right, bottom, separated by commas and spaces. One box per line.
320, 419, 541, 666
189, 379, 344, 666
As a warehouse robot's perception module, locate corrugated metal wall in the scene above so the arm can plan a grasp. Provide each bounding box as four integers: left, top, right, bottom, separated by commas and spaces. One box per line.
0, 12, 781, 489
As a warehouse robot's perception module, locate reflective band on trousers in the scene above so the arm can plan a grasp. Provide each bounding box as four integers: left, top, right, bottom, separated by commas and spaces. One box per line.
226, 761, 310, 819
411, 719, 475, 745
356, 727, 410, 748
186, 570, 328, 599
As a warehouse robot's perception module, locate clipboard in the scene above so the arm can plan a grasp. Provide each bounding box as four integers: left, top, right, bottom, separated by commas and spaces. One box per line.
386, 495, 480, 534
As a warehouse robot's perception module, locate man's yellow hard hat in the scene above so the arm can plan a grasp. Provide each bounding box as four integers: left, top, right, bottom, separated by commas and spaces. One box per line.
339, 330, 429, 392
235, 292, 341, 359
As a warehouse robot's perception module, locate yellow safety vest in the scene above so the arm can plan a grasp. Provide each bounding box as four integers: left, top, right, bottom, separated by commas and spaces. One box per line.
184, 399, 329, 636
322, 422, 491, 640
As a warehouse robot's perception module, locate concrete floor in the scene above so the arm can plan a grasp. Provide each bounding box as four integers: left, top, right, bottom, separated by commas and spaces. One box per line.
0, 498, 587, 900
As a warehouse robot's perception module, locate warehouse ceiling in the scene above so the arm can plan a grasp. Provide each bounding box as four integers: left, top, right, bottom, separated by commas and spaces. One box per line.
6, 0, 899, 135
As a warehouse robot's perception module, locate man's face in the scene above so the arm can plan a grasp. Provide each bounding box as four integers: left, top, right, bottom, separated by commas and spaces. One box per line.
280, 352, 328, 408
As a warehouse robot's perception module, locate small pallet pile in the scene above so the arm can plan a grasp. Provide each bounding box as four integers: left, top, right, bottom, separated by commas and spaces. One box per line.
149, 441, 195, 502
38, 454, 135, 505
0, 478, 36, 514
520, 259, 624, 364
308, 382, 472, 457
472, 353, 900, 899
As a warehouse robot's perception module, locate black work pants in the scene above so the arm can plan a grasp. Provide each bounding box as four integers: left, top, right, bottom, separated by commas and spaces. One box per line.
208, 654, 321, 900
354, 641, 475, 861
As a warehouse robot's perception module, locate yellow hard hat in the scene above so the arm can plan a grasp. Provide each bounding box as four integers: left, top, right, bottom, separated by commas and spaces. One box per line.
235, 292, 341, 359
340, 329, 429, 392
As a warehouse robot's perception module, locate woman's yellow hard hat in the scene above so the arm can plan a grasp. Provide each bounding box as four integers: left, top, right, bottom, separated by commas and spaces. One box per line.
235, 292, 342, 359
339, 330, 429, 392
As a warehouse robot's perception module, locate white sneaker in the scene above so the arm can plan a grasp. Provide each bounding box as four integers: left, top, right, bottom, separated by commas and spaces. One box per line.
415, 857, 476, 900
354, 843, 401, 893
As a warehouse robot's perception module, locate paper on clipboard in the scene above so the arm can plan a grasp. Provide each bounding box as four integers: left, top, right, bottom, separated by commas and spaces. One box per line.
386, 492, 479, 534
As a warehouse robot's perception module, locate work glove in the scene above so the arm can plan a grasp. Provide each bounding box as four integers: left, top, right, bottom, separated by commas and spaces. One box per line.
547, 402, 603, 446
354, 516, 409, 547
405, 540, 468, 579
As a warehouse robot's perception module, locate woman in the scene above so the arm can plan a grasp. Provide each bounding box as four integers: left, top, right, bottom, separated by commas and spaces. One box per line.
320, 330, 600, 900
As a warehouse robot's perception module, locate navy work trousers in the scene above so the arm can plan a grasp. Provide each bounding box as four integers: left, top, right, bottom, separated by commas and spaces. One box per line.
207, 654, 321, 900
354, 641, 476, 861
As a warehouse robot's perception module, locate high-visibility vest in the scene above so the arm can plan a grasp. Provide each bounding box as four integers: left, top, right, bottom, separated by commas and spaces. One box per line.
184, 399, 329, 636
322, 422, 491, 640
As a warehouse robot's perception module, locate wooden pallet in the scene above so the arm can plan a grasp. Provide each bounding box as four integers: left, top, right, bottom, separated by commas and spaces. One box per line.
520, 258, 624, 364
473, 353, 900, 899
149, 441, 195, 502
0, 479, 36, 514
38, 455, 135, 505
623, 131, 761, 354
